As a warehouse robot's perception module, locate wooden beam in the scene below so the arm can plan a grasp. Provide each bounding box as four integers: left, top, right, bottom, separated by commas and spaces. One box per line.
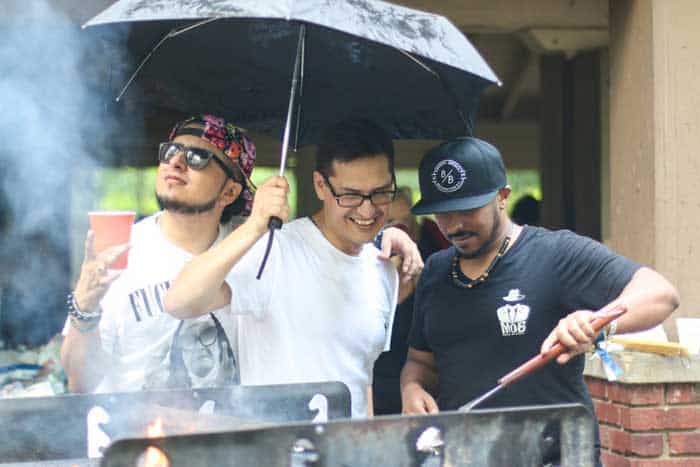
393, 0, 608, 33
500, 52, 538, 120
523, 28, 609, 57
393, 121, 540, 170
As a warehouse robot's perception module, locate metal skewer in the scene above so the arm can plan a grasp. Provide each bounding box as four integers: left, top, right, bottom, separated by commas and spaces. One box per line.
460, 301, 629, 412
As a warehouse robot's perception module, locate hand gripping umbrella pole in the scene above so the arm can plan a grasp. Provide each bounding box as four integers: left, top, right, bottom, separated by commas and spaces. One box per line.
459, 301, 629, 412
255, 24, 306, 280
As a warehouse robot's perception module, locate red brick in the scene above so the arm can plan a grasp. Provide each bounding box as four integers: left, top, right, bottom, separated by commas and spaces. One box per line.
628, 433, 664, 457
666, 383, 700, 404
596, 400, 623, 425
601, 450, 630, 467
669, 432, 700, 455
629, 460, 700, 467
599, 425, 616, 449
599, 426, 663, 457
609, 430, 630, 453
586, 376, 608, 399
600, 425, 628, 452
608, 383, 664, 405
622, 407, 700, 431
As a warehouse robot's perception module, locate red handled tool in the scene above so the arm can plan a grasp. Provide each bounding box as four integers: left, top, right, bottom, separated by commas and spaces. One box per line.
459, 302, 628, 411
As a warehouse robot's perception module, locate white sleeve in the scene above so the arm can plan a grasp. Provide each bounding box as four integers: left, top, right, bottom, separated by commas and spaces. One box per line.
382, 262, 400, 352
227, 231, 280, 317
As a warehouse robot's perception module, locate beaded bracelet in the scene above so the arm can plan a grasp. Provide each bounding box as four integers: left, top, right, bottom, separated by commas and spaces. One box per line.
66, 292, 102, 321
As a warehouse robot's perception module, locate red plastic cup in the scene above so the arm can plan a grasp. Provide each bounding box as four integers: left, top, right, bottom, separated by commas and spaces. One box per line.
88, 211, 135, 269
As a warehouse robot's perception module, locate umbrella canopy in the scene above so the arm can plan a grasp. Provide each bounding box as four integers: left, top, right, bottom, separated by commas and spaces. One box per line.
85, 0, 500, 142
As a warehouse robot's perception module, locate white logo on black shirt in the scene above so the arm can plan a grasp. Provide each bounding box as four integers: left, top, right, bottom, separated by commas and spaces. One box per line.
497, 289, 530, 336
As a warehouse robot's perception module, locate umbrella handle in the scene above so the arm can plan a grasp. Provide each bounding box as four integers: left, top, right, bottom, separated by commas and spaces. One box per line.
268, 217, 283, 230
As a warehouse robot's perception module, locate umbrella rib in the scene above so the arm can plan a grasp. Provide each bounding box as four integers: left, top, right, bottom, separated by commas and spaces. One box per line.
398, 50, 439, 78
116, 18, 221, 102
169, 17, 221, 38
399, 50, 472, 135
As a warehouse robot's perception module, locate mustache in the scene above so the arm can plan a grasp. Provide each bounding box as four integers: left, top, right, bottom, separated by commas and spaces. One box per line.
447, 230, 476, 240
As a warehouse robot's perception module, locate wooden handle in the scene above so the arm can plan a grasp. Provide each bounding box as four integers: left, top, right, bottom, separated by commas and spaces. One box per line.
497, 302, 628, 387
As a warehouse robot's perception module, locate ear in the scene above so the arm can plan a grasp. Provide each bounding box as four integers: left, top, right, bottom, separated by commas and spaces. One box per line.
499, 185, 512, 204
219, 179, 243, 208
312, 171, 326, 201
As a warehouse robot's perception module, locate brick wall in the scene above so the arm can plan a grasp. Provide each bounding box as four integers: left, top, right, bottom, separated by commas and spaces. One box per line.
585, 376, 700, 466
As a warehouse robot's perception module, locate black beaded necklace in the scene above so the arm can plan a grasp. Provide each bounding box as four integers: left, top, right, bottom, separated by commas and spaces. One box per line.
450, 223, 513, 289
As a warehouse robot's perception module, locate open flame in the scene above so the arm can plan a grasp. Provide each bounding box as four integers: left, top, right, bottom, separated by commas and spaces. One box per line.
147, 418, 165, 438
140, 418, 170, 467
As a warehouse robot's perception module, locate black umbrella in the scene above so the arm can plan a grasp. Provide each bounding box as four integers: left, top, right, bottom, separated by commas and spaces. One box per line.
84, 0, 500, 275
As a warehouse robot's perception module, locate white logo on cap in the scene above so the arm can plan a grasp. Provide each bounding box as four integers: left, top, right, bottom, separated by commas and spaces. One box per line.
431, 160, 466, 193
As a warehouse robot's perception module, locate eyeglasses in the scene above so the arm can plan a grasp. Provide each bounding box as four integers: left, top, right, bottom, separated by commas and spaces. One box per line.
321, 172, 397, 208
158, 142, 241, 181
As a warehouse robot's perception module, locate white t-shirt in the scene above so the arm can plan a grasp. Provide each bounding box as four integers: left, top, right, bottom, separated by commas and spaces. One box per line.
64, 213, 238, 393
229, 217, 398, 418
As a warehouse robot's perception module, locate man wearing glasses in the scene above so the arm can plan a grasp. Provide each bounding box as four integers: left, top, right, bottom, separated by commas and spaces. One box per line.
61, 115, 288, 393
166, 118, 417, 418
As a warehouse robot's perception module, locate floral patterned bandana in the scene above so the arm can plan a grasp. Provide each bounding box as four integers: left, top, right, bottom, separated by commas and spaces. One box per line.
168, 115, 256, 216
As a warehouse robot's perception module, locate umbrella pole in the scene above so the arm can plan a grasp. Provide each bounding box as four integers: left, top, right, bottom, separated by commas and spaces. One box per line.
256, 23, 307, 280
293, 26, 307, 152
278, 24, 307, 176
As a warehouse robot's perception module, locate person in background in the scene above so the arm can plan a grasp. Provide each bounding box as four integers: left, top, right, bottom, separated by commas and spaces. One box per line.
511, 193, 540, 226
372, 186, 449, 415
165, 118, 424, 418
400, 137, 679, 465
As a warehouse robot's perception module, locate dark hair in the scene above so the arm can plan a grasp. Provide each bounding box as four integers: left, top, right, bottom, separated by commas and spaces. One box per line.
511, 194, 540, 226
315, 118, 395, 176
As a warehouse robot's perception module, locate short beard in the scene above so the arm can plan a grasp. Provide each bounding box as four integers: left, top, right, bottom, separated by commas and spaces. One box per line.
155, 181, 226, 216
456, 204, 502, 259
156, 194, 218, 215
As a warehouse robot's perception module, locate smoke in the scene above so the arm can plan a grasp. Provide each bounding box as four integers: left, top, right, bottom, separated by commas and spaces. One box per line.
0, 1, 127, 347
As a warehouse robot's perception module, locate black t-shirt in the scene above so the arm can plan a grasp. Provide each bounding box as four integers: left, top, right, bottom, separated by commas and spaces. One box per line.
410, 226, 640, 412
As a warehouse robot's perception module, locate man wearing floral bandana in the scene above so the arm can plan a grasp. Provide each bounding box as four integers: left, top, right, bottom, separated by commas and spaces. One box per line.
61, 114, 289, 393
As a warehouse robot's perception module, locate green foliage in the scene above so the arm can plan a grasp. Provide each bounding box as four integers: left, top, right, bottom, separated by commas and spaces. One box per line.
95, 166, 298, 219
506, 170, 541, 215
95, 167, 159, 217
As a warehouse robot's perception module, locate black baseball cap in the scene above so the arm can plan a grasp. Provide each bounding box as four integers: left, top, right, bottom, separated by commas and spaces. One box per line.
412, 137, 506, 215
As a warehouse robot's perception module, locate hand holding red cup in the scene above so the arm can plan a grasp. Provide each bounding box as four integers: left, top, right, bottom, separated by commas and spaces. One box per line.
87, 211, 135, 269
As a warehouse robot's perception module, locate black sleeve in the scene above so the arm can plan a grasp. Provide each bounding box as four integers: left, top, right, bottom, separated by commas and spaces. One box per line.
553, 231, 641, 313
407, 255, 434, 352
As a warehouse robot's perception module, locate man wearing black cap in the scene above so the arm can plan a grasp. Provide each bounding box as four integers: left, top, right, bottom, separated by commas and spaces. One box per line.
400, 137, 679, 464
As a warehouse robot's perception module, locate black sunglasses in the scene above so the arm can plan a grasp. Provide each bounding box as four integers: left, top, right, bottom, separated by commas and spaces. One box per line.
158, 142, 240, 181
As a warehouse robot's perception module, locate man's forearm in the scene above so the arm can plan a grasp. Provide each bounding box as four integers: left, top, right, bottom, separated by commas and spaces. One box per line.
400, 359, 438, 394
614, 267, 680, 334
164, 221, 264, 319
60, 326, 107, 393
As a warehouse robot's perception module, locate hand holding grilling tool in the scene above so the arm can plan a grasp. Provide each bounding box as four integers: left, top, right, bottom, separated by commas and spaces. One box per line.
459, 301, 628, 412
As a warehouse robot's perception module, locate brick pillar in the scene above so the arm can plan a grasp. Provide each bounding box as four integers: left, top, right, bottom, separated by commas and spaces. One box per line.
586, 376, 700, 466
